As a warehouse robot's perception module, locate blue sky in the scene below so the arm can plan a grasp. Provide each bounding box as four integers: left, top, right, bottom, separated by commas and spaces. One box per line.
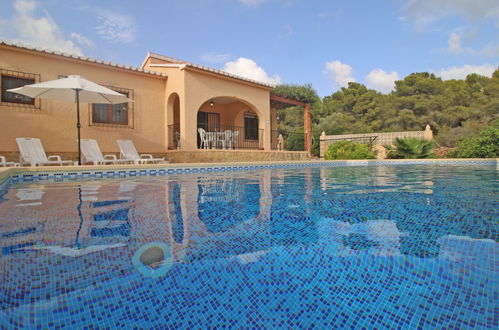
0, 0, 498, 97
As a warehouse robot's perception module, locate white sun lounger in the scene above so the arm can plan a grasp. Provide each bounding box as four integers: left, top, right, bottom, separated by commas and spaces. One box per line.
16, 138, 72, 167
81, 139, 132, 165
0, 156, 18, 167
117, 140, 166, 164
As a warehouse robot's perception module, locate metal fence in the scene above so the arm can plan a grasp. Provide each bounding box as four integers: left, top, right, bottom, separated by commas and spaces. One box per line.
168, 124, 180, 150
319, 127, 433, 157
168, 124, 264, 150
322, 135, 378, 145
197, 124, 263, 150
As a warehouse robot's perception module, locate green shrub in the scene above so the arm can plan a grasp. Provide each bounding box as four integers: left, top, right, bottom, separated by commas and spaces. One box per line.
324, 140, 375, 160
454, 125, 499, 158
385, 138, 436, 159
284, 131, 304, 151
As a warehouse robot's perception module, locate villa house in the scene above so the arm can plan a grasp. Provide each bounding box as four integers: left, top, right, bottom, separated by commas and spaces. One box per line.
0, 41, 309, 163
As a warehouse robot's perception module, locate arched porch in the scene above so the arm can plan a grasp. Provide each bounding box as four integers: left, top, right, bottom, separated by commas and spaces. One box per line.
195, 97, 264, 150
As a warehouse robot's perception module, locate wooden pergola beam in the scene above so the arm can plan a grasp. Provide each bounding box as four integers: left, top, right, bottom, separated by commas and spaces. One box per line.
270, 94, 309, 108
270, 94, 312, 155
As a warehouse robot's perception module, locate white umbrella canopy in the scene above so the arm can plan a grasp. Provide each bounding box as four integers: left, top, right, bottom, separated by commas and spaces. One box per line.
7, 75, 133, 103
7, 75, 133, 165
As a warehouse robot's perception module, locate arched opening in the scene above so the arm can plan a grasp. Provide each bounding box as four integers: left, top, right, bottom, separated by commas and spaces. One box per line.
167, 93, 181, 149
196, 97, 263, 150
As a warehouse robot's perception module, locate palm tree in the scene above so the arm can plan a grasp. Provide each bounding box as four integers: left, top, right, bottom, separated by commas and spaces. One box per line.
385, 138, 436, 159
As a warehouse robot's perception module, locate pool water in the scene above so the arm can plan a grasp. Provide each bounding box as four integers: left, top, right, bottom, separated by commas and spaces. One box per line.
0, 165, 497, 328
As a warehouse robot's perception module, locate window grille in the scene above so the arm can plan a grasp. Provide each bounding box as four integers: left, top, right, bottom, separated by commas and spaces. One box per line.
0, 69, 40, 109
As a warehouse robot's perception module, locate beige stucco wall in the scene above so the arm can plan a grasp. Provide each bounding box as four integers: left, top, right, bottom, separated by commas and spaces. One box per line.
0, 45, 168, 157
196, 101, 251, 127
183, 69, 271, 151
143, 57, 272, 151
1, 46, 275, 160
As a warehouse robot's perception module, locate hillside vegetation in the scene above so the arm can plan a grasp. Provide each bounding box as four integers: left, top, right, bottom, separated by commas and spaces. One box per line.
272, 69, 499, 156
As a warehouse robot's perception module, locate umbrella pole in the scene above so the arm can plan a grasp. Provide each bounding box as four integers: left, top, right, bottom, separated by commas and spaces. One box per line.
76, 89, 81, 165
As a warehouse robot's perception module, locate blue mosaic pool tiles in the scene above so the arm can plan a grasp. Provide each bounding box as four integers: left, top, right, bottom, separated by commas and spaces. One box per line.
2, 158, 496, 184
1, 243, 496, 328
0, 164, 497, 328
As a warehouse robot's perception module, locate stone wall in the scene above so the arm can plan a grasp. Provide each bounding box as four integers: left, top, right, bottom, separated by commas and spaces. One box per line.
1, 150, 311, 164
166, 150, 310, 163
320, 125, 433, 158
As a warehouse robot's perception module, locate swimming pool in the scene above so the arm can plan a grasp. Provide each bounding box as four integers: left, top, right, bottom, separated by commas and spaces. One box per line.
0, 162, 497, 328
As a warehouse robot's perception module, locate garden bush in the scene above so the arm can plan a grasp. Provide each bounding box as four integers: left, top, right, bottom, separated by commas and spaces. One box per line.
324, 140, 375, 160
385, 138, 436, 159
454, 125, 499, 158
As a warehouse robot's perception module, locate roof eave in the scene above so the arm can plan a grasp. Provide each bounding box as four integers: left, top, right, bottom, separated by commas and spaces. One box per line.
1, 40, 168, 78
145, 52, 275, 89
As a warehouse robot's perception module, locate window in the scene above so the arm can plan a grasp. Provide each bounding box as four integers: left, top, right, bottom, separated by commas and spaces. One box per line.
1, 75, 35, 105
92, 101, 129, 125
90, 86, 133, 126
244, 112, 259, 140
197, 111, 220, 131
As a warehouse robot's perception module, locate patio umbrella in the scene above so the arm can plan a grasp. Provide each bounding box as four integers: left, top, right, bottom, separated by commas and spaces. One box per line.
7, 75, 133, 165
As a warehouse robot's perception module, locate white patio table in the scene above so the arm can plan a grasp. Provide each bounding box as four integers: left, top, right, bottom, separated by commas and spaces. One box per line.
205, 131, 236, 149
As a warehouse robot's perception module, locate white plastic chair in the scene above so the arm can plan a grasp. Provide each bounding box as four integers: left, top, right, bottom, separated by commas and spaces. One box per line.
117, 140, 166, 164
222, 130, 232, 149
0, 156, 18, 167
205, 131, 217, 149
16, 138, 73, 167
198, 128, 208, 149
81, 139, 131, 165
231, 131, 239, 149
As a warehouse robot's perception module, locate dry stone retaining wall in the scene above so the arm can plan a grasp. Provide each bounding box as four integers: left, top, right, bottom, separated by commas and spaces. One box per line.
320, 125, 433, 158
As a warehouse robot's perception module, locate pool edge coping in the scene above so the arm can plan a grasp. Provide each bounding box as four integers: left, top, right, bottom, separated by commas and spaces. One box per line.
0, 158, 497, 190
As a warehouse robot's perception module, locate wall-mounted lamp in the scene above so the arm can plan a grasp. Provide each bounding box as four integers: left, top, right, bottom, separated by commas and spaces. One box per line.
209, 100, 214, 107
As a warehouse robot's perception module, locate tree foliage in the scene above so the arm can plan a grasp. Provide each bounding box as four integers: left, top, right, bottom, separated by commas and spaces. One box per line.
272, 69, 499, 157
271, 84, 321, 151
453, 122, 499, 158
272, 83, 321, 116
324, 140, 375, 160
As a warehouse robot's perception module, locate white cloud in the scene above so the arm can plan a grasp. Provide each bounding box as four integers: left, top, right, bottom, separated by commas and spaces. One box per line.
223, 57, 281, 85
324, 60, 355, 88
365, 69, 400, 94
70, 32, 95, 48
480, 43, 499, 57
95, 11, 136, 44
447, 32, 463, 53
14, 0, 36, 12
239, 0, 267, 7
1, 0, 83, 54
445, 30, 499, 56
404, 0, 499, 30
436, 64, 497, 80
200, 52, 232, 63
